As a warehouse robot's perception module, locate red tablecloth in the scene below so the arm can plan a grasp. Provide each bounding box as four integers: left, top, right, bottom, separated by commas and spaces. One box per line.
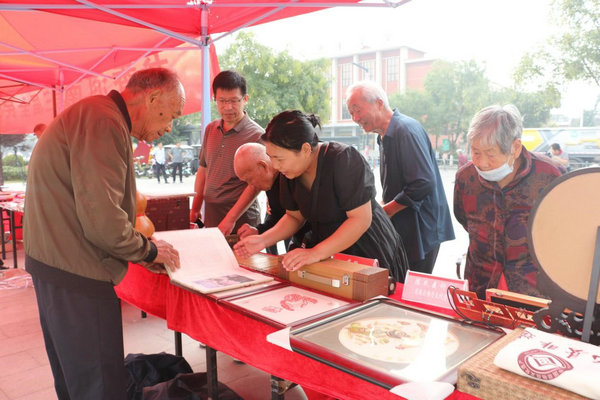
116, 264, 479, 400
115, 263, 169, 319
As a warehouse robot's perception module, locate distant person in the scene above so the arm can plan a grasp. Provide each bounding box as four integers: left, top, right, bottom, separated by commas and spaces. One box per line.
150, 142, 169, 184
233, 143, 309, 254
454, 104, 563, 299
24, 67, 182, 400
457, 148, 468, 168
170, 141, 185, 183
33, 123, 47, 139
346, 81, 455, 274
550, 143, 569, 170
234, 110, 408, 282
189, 70, 262, 234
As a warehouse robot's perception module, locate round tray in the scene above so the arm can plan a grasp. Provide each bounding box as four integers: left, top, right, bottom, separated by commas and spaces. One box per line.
528, 167, 600, 308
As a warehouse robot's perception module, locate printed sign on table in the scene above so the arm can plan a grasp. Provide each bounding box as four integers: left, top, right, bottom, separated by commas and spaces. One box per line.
402, 270, 468, 310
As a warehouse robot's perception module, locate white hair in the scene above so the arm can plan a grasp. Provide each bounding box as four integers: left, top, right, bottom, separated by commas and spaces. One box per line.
346, 81, 390, 109
467, 104, 523, 154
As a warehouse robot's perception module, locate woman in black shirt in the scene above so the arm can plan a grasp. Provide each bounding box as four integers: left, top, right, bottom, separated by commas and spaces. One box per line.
233, 110, 407, 282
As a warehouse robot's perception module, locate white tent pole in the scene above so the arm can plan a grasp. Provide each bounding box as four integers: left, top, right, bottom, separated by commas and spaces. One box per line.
201, 4, 211, 140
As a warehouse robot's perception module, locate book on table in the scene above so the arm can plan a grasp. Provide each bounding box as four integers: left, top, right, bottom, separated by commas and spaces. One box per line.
153, 228, 273, 294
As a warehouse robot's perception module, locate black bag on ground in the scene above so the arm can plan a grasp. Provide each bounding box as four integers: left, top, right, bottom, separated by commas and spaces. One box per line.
142, 372, 242, 400
125, 352, 194, 400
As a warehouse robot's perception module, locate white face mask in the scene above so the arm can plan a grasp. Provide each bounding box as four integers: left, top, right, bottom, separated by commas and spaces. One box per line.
475, 155, 514, 182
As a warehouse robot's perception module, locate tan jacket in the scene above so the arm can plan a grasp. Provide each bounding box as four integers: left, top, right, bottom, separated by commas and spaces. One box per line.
24, 92, 152, 284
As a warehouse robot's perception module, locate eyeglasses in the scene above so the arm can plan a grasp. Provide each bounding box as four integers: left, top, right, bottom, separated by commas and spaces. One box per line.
215, 97, 243, 106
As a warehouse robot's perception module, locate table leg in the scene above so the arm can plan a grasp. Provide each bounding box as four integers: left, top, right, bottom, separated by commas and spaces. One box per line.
206, 346, 218, 400
1, 210, 6, 261
174, 331, 182, 356
270, 375, 288, 400
9, 211, 17, 268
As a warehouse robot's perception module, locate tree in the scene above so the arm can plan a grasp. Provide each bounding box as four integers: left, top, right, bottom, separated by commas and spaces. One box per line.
219, 32, 330, 128
0, 134, 27, 185
515, 0, 600, 87
491, 86, 561, 127
390, 60, 491, 151
389, 60, 560, 152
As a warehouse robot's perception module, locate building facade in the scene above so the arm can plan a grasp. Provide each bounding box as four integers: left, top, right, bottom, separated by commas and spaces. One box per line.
322, 46, 434, 156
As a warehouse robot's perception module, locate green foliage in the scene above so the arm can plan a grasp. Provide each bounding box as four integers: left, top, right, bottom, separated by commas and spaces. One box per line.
491, 85, 561, 127
390, 60, 491, 150
2, 166, 27, 181
219, 32, 331, 128
389, 60, 560, 151
131, 113, 203, 146
2, 154, 26, 167
515, 0, 600, 88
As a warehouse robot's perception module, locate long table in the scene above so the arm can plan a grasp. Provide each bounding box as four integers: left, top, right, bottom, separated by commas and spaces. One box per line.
115, 263, 478, 400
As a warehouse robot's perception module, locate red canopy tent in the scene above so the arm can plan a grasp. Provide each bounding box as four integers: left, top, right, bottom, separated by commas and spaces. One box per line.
0, 1, 410, 135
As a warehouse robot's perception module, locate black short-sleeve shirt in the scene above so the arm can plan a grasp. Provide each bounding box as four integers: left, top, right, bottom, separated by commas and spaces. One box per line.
280, 142, 407, 281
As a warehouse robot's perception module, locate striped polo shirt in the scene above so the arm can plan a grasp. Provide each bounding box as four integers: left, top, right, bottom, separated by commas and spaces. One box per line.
199, 112, 264, 204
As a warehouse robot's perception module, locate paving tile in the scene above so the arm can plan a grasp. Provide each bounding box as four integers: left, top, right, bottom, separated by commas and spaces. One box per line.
13, 387, 57, 400
0, 351, 39, 377
0, 365, 54, 399
0, 317, 42, 339
0, 332, 45, 358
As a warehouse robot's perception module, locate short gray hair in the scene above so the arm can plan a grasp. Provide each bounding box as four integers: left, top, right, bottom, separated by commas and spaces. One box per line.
126, 68, 181, 94
467, 104, 523, 154
346, 81, 390, 109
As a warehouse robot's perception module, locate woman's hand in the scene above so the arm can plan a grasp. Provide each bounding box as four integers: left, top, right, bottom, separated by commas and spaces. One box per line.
281, 248, 323, 271
233, 235, 266, 258
237, 223, 258, 239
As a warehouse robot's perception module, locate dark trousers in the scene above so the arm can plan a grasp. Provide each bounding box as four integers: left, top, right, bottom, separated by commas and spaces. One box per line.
31, 273, 127, 400
155, 163, 168, 183
409, 243, 441, 274
171, 162, 183, 182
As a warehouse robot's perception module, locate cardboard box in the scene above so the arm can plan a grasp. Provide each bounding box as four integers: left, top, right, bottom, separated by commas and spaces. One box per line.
457, 328, 588, 400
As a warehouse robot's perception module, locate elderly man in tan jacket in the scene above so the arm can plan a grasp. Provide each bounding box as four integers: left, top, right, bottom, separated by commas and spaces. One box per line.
24, 68, 183, 400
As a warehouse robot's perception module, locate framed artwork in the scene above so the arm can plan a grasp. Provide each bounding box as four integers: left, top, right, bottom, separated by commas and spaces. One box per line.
222, 285, 355, 328
289, 298, 505, 388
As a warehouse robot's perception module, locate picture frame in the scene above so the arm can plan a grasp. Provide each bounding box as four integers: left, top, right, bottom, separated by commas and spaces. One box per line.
221, 284, 356, 328
289, 298, 505, 388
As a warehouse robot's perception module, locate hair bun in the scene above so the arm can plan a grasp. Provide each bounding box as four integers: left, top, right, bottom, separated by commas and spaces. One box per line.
306, 113, 321, 129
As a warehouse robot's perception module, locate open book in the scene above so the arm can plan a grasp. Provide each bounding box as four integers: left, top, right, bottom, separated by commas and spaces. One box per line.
154, 228, 273, 294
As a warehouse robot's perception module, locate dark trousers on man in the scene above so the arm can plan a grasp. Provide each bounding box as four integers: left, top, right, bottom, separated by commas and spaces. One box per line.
28, 259, 127, 400
409, 243, 441, 274
155, 163, 168, 183
171, 162, 183, 183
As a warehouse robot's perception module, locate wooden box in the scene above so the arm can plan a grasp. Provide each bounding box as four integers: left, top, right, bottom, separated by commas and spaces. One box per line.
145, 194, 191, 231
237, 252, 282, 276
457, 328, 588, 400
278, 258, 388, 301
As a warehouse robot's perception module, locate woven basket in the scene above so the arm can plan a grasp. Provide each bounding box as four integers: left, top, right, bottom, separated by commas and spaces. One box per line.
457, 328, 589, 400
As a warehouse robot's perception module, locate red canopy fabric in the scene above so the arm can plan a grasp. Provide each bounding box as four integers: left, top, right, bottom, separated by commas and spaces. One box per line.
0, 0, 374, 134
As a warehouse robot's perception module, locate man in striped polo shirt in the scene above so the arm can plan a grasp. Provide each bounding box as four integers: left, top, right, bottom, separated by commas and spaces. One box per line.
190, 70, 263, 235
